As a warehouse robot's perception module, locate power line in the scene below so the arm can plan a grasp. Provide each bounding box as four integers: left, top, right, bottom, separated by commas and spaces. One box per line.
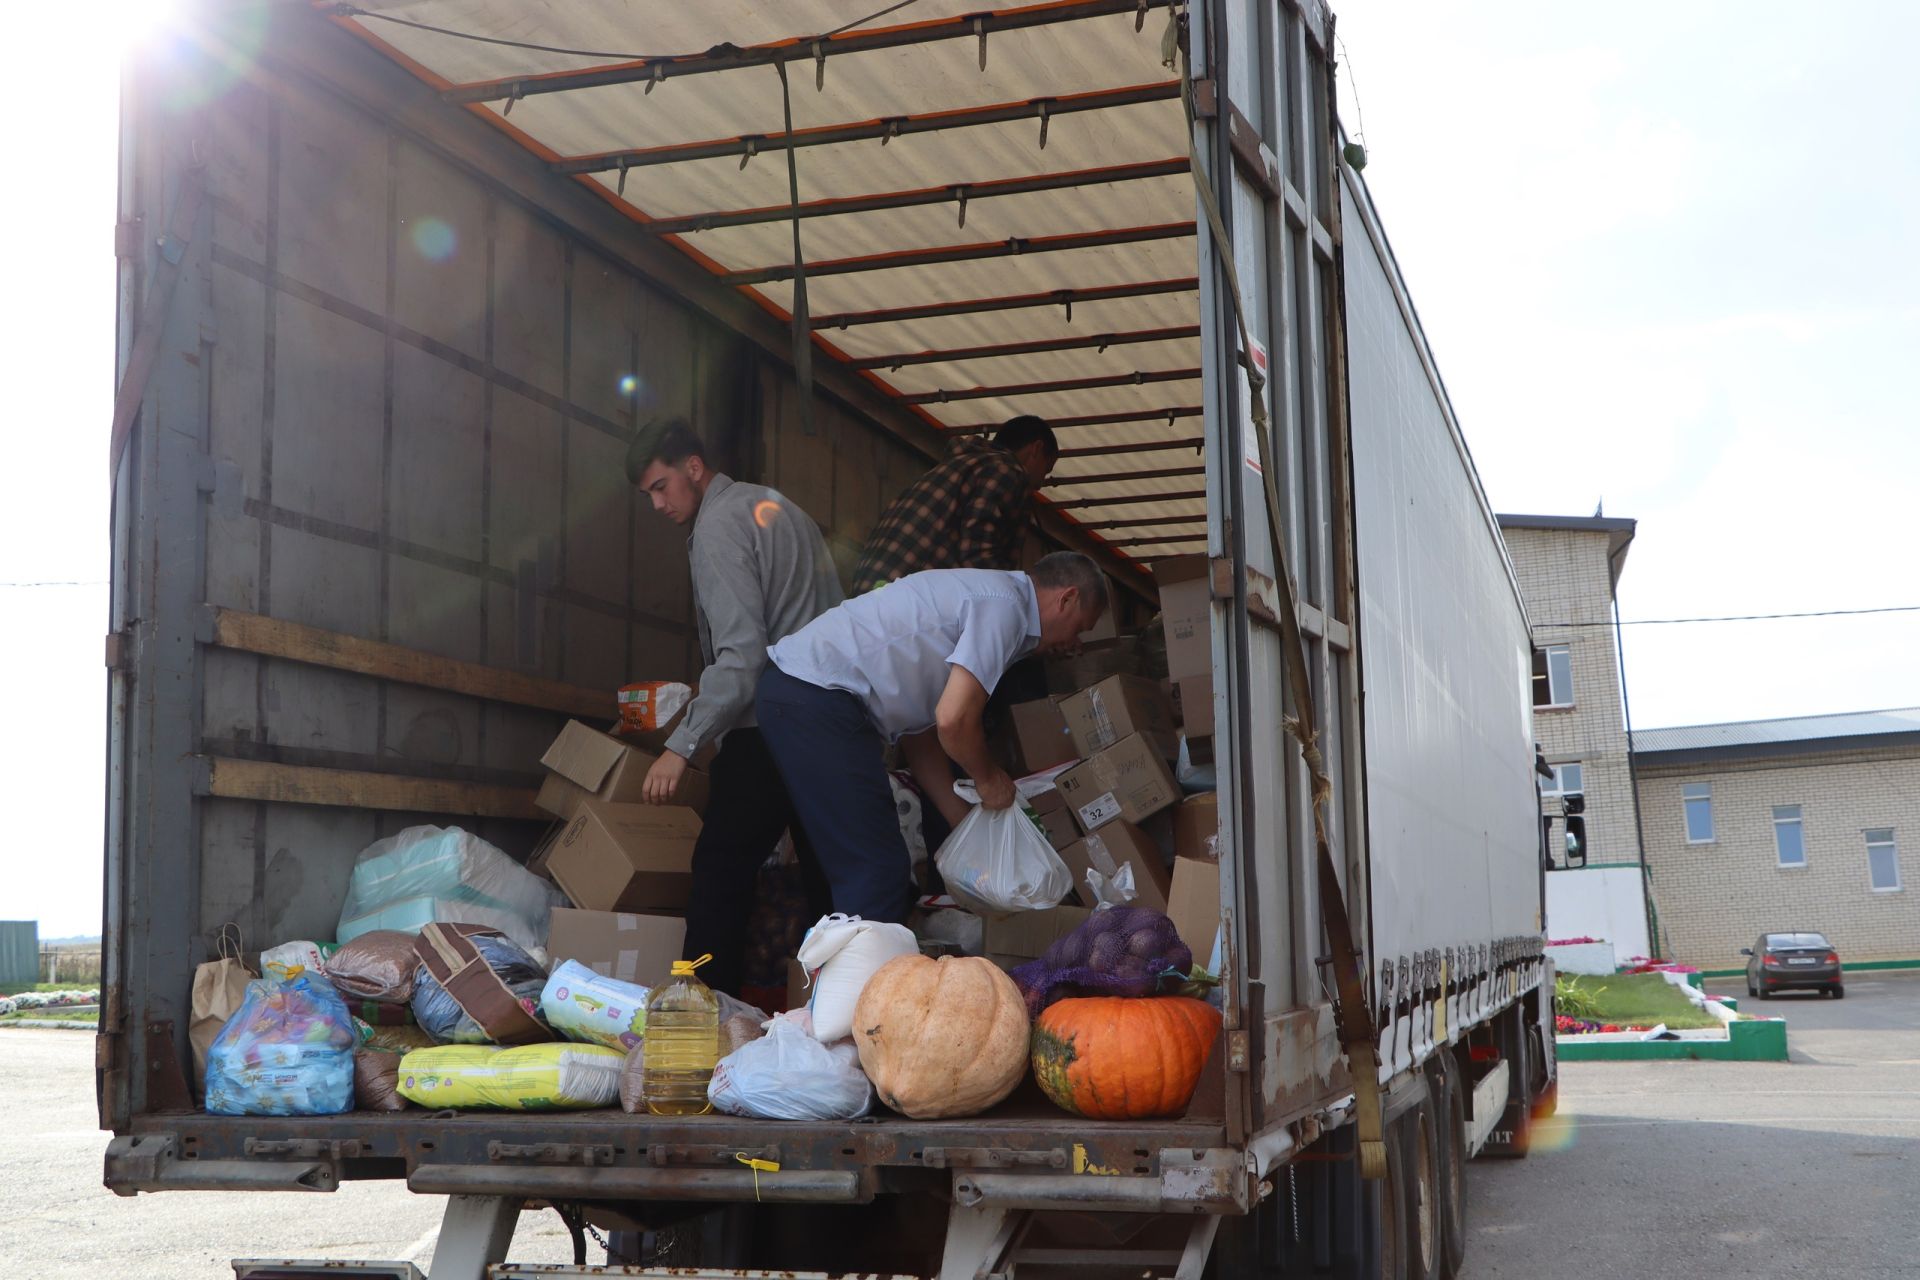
1538, 604, 1920, 628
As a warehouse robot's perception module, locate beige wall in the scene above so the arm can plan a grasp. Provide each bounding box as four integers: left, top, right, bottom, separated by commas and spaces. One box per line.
1503, 527, 1639, 865
1639, 748, 1920, 967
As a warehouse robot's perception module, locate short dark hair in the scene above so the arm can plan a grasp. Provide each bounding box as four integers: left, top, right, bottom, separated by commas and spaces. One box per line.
993, 415, 1058, 459
625, 417, 706, 485
1028, 551, 1110, 619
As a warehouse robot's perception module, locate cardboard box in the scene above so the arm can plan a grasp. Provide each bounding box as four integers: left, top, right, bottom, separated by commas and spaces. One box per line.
1153, 555, 1213, 680
1060, 821, 1171, 913
536, 719, 710, 818
984, 905, 1093, 968
1032, 805, 1079, 851
546, 799, 701, 914
1059, 673, 1178, 761
787, 958, 810, 1014
1008, 699, 1078, 774
547, 907, 687, 987
1173, 793, 1221, 862
1166, 856, 1223, 966
1173, 673, 1214, 739
1056, 734, 1181, 833
1045, 637, 1144, 696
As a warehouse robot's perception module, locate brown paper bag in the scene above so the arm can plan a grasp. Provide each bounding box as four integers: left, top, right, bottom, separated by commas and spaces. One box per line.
190, 924, 256, 1089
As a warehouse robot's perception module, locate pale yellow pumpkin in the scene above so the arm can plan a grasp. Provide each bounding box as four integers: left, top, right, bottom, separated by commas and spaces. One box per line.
852, 954, 1029, 1119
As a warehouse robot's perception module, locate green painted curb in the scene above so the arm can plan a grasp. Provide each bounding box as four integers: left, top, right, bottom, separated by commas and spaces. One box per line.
1697, 958, 1920, 980
1556, 1017, 1787, 1062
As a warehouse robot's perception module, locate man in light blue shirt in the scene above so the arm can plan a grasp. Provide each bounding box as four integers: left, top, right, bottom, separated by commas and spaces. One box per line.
757, 552, 1109, 924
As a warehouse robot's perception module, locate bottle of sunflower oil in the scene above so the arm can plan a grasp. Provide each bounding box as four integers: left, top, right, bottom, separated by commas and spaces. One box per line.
642, 954, 720, 1116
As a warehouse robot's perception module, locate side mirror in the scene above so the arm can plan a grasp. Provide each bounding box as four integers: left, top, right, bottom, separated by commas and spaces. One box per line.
1739, 948, 1753, 957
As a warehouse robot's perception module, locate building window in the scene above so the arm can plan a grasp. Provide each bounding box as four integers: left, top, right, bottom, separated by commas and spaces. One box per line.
1773, 805, 1805, 868
1683, 782, 1714, 843
1542, 762, 1584, 799
1531, 645, 1574, 708
1865, 829, 1901, 892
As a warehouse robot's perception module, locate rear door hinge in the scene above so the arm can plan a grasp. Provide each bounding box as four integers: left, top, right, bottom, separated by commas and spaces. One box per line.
114, 217, 145, 260
1227, 1030, 1251, 1072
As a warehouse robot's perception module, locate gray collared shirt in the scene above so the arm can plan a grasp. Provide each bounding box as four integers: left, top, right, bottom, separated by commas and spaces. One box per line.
767, 568, 1041, 741
666, 474, 843, 759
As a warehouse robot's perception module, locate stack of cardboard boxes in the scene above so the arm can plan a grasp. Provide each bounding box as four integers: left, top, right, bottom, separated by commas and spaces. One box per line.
528, 719, 712, 982
981, 560, 1226, 966
530, 551, 1226, 990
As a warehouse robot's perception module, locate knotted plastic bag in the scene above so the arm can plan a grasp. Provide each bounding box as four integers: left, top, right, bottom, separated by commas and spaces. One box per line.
708, 1010, 873, 1121
932, 779, 1073, 918
1008, 907, 1195, 1017
204, 970, 356, 1116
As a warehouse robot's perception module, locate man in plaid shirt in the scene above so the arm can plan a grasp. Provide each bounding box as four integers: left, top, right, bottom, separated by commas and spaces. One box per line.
850, 415, 1059, 594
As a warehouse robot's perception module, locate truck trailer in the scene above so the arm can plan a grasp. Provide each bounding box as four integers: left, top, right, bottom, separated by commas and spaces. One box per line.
101, 2, 1557, 1277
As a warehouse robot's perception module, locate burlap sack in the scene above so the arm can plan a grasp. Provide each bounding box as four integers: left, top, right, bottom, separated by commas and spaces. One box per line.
326, 930, 419, 1004
190, 925, 256, 1089
354, 1050, 408, 1112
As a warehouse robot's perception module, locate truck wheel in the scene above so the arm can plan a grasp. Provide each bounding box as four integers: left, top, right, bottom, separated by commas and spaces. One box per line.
1368, 1116, 1409, 1280
1402, 1080, 1443, 1280
1432, 1058, 1469, 1278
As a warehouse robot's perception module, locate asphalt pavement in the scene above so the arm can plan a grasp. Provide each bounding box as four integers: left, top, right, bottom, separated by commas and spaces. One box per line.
0, 1028, 576, 1278
1458, 969, 1920, 1278
4, 973, 1915, 1277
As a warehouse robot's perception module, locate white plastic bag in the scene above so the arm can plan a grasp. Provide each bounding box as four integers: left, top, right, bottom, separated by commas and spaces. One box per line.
1083, 863, 1137, 910
259, 941, 329, 977
336, 825, 564, 952
794, 914, 919, 1043
934, 780, 1073, 919
708, 1011, 873, 1121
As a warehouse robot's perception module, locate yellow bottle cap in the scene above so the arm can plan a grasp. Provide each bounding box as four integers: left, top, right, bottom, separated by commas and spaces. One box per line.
670, 954, 712, 978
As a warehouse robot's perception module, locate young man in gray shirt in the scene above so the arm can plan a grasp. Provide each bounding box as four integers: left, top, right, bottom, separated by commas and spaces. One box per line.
627, 419, 843, 996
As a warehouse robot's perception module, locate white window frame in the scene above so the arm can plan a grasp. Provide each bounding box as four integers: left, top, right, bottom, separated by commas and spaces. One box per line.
1865, 828, 1901, 893
1682, 782, 1714, 844
1542, 762, 1584, 800
1533, 645, 1575, 709
1772, 804, 1805, 869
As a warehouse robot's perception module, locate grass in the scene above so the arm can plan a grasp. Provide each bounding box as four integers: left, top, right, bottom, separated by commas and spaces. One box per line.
0, 1010, 99, 1027
1567, 972, 1723, 1030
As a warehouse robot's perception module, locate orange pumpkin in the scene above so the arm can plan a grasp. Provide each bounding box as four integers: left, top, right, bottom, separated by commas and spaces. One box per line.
1030, 996, 1221, 1120
853, 954, 1030, 1119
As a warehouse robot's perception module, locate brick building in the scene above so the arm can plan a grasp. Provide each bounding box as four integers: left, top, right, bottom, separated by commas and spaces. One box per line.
1497, 514, 1651, 963
1633, 711, 1920, 969
1497, 515, 1641, 862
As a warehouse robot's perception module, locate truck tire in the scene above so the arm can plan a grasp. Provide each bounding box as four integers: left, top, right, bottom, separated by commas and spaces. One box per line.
1240, 1123, 1405, 1280
1401, 1079, 1443, 1280
1431, 1056, 1469, 1278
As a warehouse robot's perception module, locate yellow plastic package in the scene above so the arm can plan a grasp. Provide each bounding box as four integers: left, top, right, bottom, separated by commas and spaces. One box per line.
396, 1043, 624, 1111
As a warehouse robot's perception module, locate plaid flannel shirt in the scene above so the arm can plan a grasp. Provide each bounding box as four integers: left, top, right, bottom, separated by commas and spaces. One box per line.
851, 437, 1032, 594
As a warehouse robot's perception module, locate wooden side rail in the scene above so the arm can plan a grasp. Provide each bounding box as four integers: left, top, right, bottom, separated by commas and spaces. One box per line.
206, 606, 613, 720
198, 757, 543, 821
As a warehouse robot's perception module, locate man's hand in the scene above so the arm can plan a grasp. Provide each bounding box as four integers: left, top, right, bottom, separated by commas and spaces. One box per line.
974, 767, 1018, 812
641, 750, 690, 805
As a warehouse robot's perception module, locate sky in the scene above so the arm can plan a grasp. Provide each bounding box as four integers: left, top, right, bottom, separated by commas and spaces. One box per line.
3, 2, 1918, 937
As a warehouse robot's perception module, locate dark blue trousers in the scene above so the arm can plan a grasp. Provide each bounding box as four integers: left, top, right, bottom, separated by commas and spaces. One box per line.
754, 666, 917, 925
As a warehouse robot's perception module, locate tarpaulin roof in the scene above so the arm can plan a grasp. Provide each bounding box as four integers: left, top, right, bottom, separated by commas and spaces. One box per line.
331, 0, 1208, 564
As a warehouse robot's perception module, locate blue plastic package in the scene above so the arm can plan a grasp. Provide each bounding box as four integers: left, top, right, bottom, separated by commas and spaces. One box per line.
205, 971, 356, 1116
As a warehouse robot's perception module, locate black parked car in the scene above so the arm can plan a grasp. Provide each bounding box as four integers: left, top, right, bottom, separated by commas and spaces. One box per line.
1743, 932, 1844, 999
